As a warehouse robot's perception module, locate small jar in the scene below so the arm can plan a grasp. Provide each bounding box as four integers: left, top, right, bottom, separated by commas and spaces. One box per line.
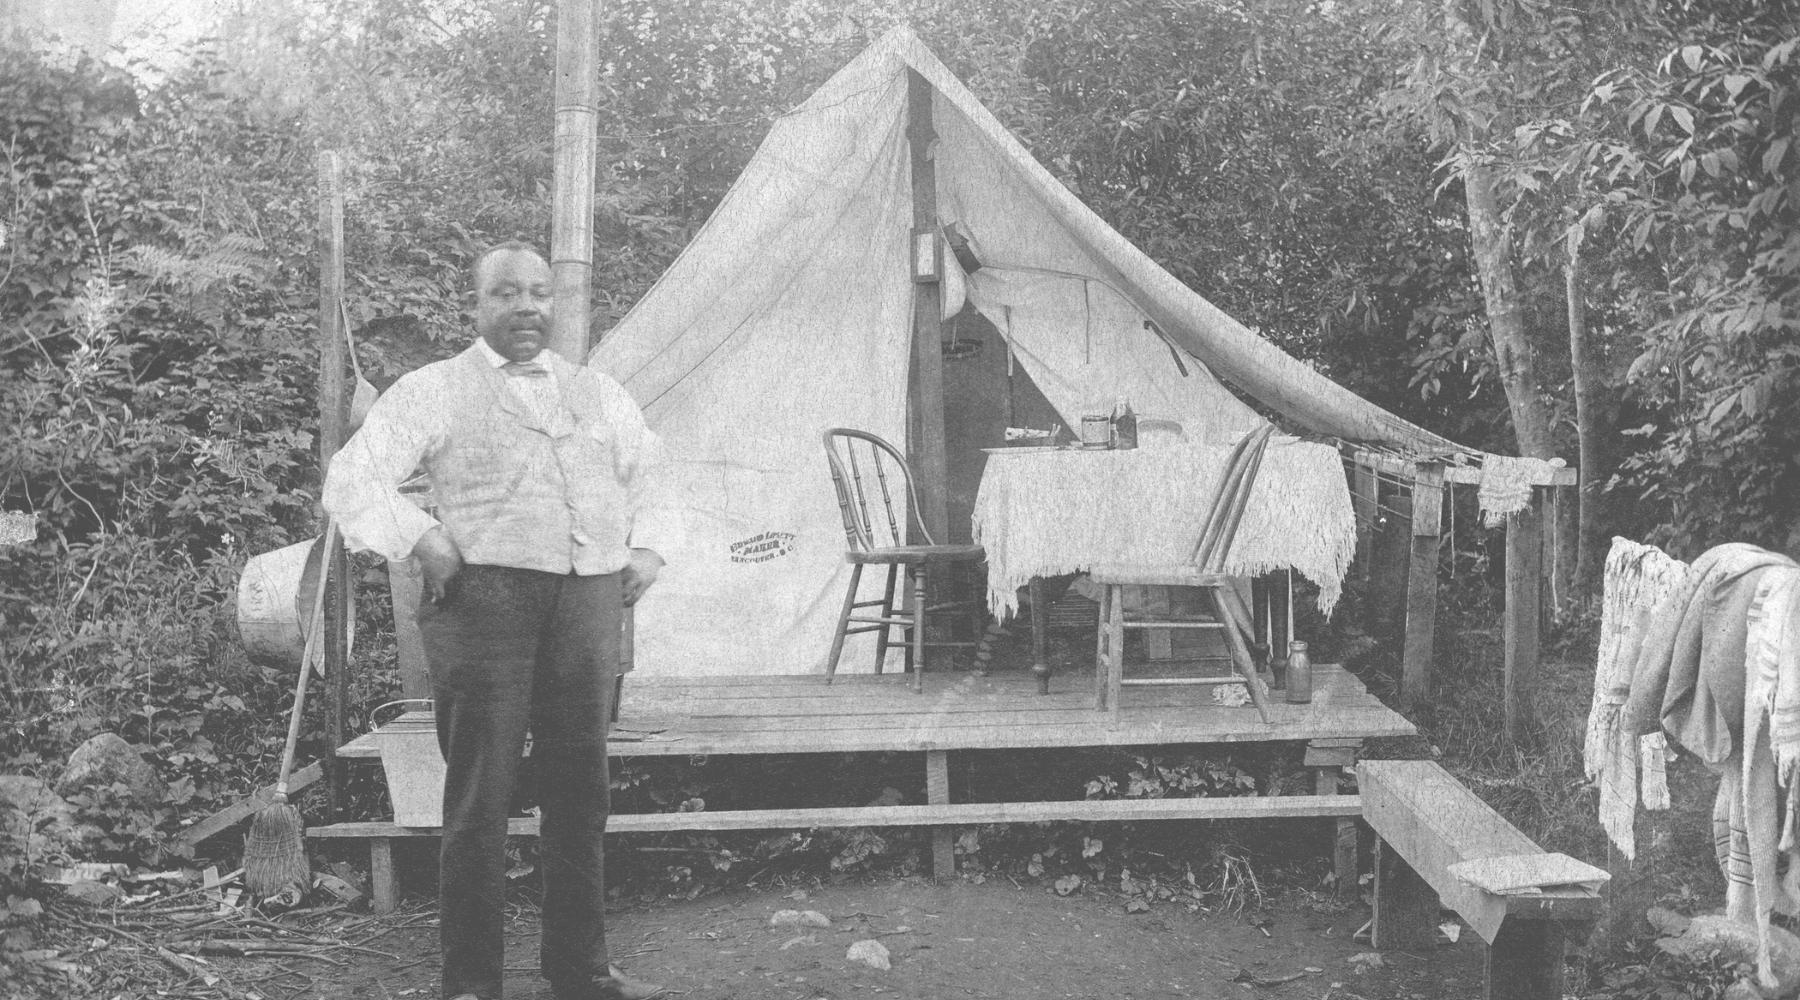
1284, 641, 1312, 704
1080, 414, 1112, 448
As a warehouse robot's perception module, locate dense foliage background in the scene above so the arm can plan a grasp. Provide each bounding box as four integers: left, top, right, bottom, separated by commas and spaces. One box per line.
1, 1, 1794, 983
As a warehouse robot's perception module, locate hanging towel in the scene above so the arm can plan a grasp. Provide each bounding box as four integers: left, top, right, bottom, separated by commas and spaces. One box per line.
1733, 566, 1800, 989
1753, 572, 1800, 844
1624, 544, 1796, 768
1587, 538, 1689, 858
1622, 547, 1800, 992
1475, 454, 1559, 527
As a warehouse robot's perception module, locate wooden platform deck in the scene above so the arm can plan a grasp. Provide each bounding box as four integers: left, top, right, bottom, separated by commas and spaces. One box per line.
337, 663, 1413, 759
323, 663, 1411, 911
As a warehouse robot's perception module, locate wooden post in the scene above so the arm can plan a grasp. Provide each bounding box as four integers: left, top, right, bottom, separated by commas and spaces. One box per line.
1371, 840, 1438, 949
1400, 462, 1444, 705
1504, 489, 1544, 743
549, 0, 601, 362
906, 69, 949, 545
1352, 461, 1377, 579
317, 150, 351, 820
1306, 741, 1362, 904
1029, 577, 1050, 695
1486, 919, 1564, 1000
369, 838, 398, 915
926, 750, 954, 877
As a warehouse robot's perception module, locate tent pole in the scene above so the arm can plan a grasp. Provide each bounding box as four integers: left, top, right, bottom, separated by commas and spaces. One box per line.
906, 69, 949, 545
550, 0, 601, 362
316, 150, 351, 821
908, 69, 956, 874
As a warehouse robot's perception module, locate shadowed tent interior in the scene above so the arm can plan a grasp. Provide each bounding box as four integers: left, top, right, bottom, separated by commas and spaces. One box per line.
590, 26, 1472, 678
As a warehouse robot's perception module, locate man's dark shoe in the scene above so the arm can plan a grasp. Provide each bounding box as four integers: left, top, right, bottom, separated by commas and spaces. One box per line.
566, 966, 666, 1000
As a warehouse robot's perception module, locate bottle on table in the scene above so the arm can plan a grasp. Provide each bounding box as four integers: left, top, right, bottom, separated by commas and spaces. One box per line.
1285, 641, 1312, 704
1111, 398, 1137, 450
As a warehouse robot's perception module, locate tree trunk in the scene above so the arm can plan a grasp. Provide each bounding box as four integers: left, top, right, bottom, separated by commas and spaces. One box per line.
1464, 160, 1556, 460
1566, 220, 1621, 595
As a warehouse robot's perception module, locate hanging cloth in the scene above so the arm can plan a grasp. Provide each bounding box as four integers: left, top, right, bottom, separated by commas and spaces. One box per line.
1586, 537, 1689, 858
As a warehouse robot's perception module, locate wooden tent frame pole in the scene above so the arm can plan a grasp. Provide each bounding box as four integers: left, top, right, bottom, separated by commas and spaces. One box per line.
907, 69, 949, 545
550, 0, 601, 362
906, 69, 955, 877
1503, 489, 1545, 743
316, 150, 351, 820
1399, 460, 1443, 706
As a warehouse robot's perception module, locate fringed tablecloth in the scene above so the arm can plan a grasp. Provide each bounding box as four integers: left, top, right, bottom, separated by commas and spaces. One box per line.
972, 438, 1356, 620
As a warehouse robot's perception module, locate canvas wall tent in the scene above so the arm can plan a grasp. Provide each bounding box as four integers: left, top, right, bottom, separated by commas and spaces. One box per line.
590, 26, 1471, 678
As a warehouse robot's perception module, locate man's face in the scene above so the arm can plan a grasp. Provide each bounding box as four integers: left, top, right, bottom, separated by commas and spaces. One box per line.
474, 249, 553, 362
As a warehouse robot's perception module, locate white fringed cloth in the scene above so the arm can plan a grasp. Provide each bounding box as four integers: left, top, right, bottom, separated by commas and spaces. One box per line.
1477, 454, 1542, 527
971, 438, 1355, 621
1586, 538, 1689, 860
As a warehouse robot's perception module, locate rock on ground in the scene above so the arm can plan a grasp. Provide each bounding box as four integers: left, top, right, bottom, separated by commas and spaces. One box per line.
1653, 909, 1800, 998
55, 732, 166, 808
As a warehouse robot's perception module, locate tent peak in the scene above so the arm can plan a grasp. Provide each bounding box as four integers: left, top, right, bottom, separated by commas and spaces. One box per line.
869, 23, 922, 50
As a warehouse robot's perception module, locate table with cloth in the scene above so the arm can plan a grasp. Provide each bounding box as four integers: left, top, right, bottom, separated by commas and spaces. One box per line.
971, 437, 1357, 680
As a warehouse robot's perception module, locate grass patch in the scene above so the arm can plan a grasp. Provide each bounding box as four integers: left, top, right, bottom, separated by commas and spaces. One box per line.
1402, 575, 1729, 992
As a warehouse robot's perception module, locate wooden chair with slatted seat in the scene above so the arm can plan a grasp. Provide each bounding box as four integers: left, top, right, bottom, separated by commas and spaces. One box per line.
822, 428, 986, 691
1088, 424, 1279, 722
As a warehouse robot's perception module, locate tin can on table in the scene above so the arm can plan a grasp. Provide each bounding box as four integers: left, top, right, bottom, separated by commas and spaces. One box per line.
1080, 414, 1112, 448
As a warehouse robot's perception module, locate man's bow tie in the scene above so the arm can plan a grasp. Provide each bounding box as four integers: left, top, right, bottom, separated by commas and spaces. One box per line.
503, 360, 550, 379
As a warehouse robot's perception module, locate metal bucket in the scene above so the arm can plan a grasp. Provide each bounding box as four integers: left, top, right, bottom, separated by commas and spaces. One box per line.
235, 537, 355, 668
371, 703, 443, 828
379, 729, 445, 827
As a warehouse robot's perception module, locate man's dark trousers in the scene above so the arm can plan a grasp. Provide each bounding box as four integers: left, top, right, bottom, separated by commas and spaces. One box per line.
420, 564, 621, 1000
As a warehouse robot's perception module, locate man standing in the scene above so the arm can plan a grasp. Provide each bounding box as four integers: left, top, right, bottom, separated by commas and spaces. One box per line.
324, 242, 671, 1000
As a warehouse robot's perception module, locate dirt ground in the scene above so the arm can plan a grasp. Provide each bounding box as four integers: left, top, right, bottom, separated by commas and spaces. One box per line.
208, 877, 1486, 1000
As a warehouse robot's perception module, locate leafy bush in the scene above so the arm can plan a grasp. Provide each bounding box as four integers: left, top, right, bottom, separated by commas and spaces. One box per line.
0, 38, 405, 893
1083, 753, 1260, 801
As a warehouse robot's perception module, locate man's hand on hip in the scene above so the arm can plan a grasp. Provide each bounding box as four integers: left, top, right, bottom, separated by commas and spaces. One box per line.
622, 548, 664, 607
412, 527, 464, 604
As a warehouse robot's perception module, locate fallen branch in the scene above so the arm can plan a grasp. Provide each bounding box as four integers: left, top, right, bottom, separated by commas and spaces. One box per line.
1231, 968, 1309, 987
126, 867, 244, 909
180, 941, 348, 967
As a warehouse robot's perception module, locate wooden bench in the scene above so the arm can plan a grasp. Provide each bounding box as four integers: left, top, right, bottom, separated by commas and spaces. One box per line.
1359, 760, 1607, 1000
312, 793, 1362, 913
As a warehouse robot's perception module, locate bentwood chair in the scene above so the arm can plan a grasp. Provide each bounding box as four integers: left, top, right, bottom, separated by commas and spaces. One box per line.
821, 428, 986, 692
1088, 424, 1279, 721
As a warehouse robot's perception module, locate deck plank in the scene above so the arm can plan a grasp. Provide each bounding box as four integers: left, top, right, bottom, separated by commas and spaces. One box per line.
337, 664, 1413, 759
308, 794, 1363, 837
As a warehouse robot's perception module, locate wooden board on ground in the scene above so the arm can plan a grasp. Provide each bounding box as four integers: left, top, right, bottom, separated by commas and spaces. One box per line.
172, 761, 325, 850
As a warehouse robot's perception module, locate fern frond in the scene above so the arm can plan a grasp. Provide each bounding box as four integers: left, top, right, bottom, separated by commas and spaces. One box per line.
128, 234, 271, 294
